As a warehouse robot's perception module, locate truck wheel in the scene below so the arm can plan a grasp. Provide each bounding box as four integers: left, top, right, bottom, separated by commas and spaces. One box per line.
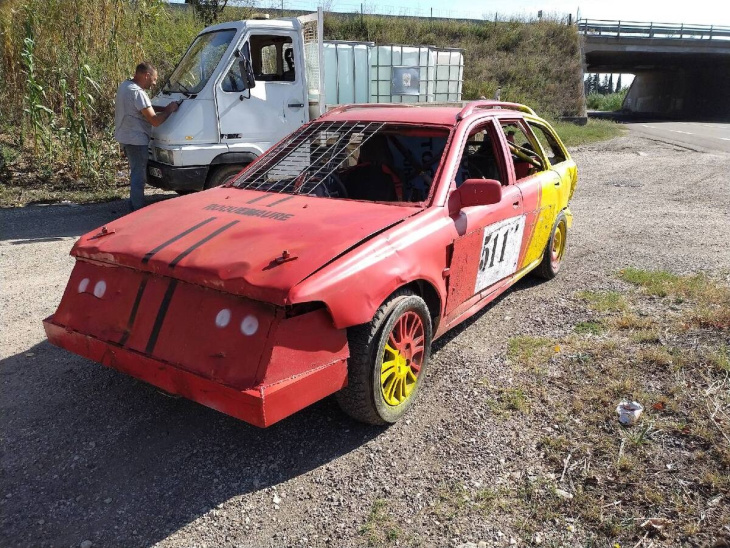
337, 289, 432, 425
535, 211, 567, 280
205, 165, 245, 189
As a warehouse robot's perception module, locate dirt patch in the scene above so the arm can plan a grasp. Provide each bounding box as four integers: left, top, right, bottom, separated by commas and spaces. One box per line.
1, 133, 729, 547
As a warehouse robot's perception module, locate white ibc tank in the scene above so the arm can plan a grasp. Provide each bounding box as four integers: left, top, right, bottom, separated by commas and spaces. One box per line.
323, 41, 372, 105
318, 42, 463, 107
369, 45, 436, 103
434, 48, 464, 102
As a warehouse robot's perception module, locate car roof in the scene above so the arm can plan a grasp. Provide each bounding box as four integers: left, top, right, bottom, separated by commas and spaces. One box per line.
320, 105, 530, 126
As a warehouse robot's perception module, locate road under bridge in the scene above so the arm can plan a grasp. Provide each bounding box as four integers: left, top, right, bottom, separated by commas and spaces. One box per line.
580, 20, 730, 119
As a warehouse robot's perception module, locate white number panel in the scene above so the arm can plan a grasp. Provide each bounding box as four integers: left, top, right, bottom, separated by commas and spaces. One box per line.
475, 215, 526, 293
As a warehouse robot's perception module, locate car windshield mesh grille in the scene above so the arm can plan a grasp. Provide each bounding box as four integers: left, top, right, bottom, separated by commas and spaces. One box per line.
232, 121, 387, 195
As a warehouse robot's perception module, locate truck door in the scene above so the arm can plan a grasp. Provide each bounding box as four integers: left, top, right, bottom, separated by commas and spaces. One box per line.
445, 121, 525, 318
217, 31, 307, 146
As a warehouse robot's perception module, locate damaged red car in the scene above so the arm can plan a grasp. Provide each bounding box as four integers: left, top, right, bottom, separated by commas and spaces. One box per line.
44, 101, 577, 427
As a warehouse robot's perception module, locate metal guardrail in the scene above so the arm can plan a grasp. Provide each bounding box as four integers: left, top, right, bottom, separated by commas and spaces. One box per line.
578, 19, 730, 41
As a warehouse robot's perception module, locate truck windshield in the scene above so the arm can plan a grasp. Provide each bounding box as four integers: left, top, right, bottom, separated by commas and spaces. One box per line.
232, 121, 450, 204
165, 29, 236, 95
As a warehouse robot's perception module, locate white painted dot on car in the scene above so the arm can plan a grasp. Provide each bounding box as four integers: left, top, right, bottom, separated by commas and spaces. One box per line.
93, 280, 106, 298
78, 278, 90, 293
240, 315, 258, 336
215, 309, 231, 328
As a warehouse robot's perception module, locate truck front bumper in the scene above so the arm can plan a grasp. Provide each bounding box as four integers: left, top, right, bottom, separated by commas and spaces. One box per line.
147, 160, 208, 192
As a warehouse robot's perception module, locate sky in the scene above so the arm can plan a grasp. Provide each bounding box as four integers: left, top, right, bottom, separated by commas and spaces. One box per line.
191, 0, 730, 27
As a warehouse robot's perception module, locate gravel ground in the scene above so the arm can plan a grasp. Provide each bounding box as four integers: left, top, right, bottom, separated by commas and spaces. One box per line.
1, 134, 728, 548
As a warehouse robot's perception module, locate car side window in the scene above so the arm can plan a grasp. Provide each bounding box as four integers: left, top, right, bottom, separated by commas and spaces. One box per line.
527, 122, 567, 165
249, 35, 295, 83
455, 123, 505, 187
499, 120, 546, 182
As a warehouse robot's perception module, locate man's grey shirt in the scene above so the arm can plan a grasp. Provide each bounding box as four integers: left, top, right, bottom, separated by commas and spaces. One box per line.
114, 79, 152, 146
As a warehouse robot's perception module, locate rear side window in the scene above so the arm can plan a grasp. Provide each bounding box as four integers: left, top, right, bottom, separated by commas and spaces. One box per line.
499, 120, 546, 181
528, 123, 567, 165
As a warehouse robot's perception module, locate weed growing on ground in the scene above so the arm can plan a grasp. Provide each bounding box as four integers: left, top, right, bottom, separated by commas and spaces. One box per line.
573, 320, 605, 335
499, 387, 530, 413
507, 335, 556, 367
359, 498, 405, 547
576, 290, 628, 313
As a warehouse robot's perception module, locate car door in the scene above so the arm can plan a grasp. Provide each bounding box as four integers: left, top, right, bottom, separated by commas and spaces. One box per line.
498, 119, 562, 270
444, 121, 526, 319
526, 120, 577, 209
217, 32, 307, 146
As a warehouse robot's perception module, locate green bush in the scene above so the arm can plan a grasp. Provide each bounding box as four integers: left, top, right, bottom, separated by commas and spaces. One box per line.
586, 89, 628, 111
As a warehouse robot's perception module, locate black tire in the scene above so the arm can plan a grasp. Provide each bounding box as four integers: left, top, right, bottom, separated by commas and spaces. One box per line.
535, 211, 568, 280
204, 164, 246, 189
336, 289, 433, 425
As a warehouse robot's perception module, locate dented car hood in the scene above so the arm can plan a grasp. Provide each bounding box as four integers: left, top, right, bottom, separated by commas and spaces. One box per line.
72, 188, 420, 304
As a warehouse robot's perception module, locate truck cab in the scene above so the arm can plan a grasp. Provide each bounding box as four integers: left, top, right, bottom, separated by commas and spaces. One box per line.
148, 14, 321, 192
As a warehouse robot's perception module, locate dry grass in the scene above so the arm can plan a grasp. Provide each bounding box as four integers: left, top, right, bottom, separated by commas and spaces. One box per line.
425, 270, 730, 546
619, 268, 730, 330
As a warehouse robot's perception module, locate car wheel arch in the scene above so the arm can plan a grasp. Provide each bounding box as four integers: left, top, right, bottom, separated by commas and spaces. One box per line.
402, 279, 441, 329
289, 277, 442, 331
346, 278, 443, 331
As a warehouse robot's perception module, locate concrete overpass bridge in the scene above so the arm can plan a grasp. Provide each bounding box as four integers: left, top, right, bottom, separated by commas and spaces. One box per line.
580, 20, 730, 119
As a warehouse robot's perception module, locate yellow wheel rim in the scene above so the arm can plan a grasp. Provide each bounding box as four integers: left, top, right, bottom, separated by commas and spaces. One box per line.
380, 311, 425, 406
550, 221, 566, 271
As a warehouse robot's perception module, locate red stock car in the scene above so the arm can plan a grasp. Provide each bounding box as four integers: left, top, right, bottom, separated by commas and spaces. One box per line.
44, 101, 577, 427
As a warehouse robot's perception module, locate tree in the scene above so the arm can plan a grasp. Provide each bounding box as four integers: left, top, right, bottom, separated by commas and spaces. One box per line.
185, 0, 229, 26
616, 74, 623, 91
600, 74, 609, 95
608, 73, 614, 94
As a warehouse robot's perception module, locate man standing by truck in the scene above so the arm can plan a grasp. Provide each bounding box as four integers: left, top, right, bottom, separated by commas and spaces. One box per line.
114, 62, 179, 211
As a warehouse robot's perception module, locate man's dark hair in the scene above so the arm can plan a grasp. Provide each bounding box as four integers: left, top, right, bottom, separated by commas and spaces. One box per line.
135, 62, 156, 75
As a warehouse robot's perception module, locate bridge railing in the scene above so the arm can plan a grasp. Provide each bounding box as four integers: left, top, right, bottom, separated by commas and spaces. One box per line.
578, 19, 730, 41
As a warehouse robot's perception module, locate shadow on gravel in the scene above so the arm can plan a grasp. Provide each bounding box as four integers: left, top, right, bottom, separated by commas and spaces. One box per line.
0, 340, 383, 547
0, 195, 174, 243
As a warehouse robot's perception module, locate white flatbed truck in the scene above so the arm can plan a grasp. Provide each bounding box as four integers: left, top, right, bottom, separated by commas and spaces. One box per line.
148, 10, 463, 191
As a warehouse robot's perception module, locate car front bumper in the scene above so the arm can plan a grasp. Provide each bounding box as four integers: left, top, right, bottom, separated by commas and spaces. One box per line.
43, 318, 348, 427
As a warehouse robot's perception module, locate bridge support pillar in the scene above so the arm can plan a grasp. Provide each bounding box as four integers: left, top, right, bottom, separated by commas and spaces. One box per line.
624, 67, 730, 119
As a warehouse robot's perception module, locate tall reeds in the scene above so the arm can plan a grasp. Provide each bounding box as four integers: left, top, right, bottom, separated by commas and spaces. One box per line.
0, 0, 200, 183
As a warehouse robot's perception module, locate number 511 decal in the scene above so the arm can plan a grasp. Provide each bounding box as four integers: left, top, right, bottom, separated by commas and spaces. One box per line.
475, 215, 526, 293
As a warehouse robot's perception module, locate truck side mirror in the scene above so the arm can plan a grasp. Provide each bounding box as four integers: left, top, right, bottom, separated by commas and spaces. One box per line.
238, 58, 256, 91
238, 44, 256, 92
456, 178, 502, 208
